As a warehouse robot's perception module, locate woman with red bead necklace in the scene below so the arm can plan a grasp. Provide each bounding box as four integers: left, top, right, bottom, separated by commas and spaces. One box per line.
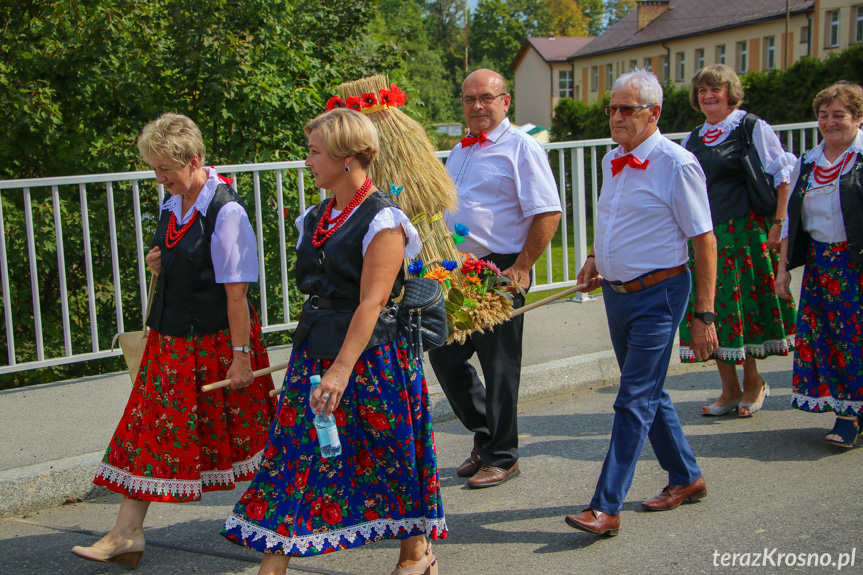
777, 82, 863, 448
679, 64, 798, 418
71, 113, 277, 568
222, 108, 445, 575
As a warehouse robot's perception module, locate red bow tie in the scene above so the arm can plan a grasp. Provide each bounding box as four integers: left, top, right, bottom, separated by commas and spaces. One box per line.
461, 132, 489, 148
611, 154, 649, 176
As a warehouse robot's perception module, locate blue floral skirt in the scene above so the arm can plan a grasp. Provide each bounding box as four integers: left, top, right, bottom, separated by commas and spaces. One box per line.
791, 240, 863, 415
221, 337, 447, 557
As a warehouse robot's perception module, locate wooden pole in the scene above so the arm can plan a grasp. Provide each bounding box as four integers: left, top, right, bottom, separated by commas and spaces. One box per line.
200, 360, 291, 393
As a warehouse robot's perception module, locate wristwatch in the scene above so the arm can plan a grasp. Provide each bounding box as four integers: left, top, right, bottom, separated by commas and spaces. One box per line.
233, 345, 250, 353
693, 311, 716, 325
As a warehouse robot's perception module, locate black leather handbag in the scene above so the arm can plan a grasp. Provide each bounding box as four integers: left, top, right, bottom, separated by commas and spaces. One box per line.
741, 113, 778, 217
394, 277, 448, 357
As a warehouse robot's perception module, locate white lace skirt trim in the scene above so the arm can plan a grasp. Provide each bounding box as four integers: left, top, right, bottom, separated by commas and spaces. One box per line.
96, 448, 264, 496
792, 393, 863, 414
361, 207, 422, 259
679, 336, 795, 362
224, 513, 447, 555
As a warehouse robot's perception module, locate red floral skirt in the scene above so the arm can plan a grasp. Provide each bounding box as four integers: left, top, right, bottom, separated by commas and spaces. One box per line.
93, 316, 277, 502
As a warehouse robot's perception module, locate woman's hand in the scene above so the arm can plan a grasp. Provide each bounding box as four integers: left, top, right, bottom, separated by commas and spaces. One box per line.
226, 351, 254, 390
309, 365, 350, 417
766, 223, 782, 252
776, 269, 793, 301
146, 246, 161, 275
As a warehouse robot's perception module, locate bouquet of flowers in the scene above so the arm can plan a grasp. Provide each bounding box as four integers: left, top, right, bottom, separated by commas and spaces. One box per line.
407, 254, 514, 345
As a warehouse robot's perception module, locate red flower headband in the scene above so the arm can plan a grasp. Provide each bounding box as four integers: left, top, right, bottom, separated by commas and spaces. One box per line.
325, 83, 407, 113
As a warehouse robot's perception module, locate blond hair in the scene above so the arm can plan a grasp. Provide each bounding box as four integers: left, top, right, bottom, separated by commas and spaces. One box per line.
137, 113, 205, 166
690, 64, 745, 112
304, 108, 379, 169
812, 81, 863, 119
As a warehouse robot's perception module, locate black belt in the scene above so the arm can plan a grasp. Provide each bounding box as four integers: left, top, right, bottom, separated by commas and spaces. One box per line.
306, 295, 359, 310
607, 265, 686, 294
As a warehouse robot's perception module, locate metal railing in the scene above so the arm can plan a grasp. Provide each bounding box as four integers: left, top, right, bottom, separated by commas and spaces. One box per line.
0, 121, 819, 375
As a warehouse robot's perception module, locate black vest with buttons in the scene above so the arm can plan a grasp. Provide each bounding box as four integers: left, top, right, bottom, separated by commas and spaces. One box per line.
292, 190, 403, 358
685, 115, 756, 224
147, 183, 253, 338
785, 153, 863, 270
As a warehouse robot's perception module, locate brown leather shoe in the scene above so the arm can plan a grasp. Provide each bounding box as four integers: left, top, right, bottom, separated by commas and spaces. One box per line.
642, 476, 707, 511
564, 508, 620, 536
466, 462, 520, 488
456, 447, 482, 477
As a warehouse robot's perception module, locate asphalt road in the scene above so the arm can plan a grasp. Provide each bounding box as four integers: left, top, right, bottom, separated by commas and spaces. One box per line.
2, 354, 860, 575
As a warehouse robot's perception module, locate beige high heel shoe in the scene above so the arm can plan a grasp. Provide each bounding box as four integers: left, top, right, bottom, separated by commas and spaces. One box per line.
391, 544, 438, 575
71, 534, 146, 568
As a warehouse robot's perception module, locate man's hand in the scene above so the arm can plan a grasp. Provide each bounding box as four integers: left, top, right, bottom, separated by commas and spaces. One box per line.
690, 318, 719, 361
501, 264, 530, 295
576, 257, 602, 293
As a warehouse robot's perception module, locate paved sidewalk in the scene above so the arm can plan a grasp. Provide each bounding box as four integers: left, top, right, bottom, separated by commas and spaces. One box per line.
0, 292, 629, 519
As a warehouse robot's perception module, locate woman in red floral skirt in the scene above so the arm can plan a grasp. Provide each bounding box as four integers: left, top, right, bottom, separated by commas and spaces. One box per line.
71, 113, 277, 568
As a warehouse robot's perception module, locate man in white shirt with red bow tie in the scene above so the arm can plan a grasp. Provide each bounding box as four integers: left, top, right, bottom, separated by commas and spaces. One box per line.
429, 68, 561, 489
564, 69, 719, 537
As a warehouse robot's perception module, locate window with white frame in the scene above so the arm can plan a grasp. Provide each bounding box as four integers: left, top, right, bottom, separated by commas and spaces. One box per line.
590, 66, 598, 92
827, 10, 840, 47
559, 69, 573, 98
737, 41, 748, 73
676, 52, 685, 81
695, 48, 705, 70
660, 55, 669, 81
629, 59, 638, 71
716, 44, 726, 64
764, 36, 776, 70
643, 57, 652, 71
606, 64, 613, 89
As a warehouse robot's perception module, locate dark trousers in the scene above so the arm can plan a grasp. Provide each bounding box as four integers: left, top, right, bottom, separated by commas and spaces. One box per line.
428, 253, 526, 469
590, 269, 702, 515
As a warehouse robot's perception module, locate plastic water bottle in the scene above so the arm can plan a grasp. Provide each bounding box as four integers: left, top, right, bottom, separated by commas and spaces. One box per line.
309, 375, 342, 458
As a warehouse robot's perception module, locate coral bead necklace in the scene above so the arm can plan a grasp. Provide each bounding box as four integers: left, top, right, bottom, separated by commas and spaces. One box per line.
702, 127, 722, 144
165, 210, 199, 249
312, 177, 373, 248
812, 150, 852, 185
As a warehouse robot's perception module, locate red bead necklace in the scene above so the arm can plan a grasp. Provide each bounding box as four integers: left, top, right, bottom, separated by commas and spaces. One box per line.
311, 177, 373, 248
812, 151, 852, 185
702, 127, 722, 144
165, 210, 199, 249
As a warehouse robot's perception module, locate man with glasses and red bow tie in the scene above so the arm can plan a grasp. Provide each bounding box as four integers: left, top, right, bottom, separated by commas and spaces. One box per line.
429, 68, 561, 489
564, 69, 719, 537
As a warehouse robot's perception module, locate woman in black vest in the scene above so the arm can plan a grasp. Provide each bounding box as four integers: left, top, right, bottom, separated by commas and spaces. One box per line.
680, 65, 798, 418
71, 114, 277, 567
777, 82, 863, 447
222, 108, 445, 575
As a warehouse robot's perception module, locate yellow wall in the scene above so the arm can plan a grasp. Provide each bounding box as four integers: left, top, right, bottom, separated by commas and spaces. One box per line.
513, 46, 553, 127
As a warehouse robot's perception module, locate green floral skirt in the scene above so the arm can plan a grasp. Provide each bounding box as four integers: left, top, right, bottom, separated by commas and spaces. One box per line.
680, 211, 796, 365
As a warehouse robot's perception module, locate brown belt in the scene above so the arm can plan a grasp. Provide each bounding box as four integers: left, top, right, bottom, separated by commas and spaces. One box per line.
607, 264, 686, 294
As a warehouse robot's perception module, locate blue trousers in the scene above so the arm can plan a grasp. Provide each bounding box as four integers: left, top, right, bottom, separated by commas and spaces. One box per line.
590, 270, 702, 515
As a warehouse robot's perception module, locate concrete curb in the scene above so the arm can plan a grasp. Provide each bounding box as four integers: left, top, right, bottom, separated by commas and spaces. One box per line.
0, 345, 688, 520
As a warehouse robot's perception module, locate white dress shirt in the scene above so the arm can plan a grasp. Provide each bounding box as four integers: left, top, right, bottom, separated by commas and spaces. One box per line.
781, 129, 863, 242
594, 130, 713, 283
443, 117, 561, 257
681, 109, 797, 188
160, 168, 259, 283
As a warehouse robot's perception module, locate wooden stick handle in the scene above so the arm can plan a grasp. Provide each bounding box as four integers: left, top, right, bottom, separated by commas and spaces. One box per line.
509, 283, 585, 318
201, 360, 292, 393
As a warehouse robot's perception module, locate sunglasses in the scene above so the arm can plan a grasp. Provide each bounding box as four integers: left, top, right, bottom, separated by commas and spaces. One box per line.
603, 104, 656, 117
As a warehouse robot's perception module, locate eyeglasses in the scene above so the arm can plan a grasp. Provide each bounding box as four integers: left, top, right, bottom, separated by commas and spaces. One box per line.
460, 93, 507, 107
603, 104, 655, 117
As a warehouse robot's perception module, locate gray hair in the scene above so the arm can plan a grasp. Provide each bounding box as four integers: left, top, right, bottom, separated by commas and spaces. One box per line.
613, 68, 664, 108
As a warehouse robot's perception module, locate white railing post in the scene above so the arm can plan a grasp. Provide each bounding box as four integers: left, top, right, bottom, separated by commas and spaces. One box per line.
572, 147, 592, 302
51, 186, 73, 357
23, 188, 45, 361
0, 192, 15, 366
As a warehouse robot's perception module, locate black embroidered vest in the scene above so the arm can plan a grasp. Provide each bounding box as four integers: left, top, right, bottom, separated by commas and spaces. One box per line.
147, 184, 253, 337
686, 115, 756, 224
292, 191, 403, 358
786, 153, 863, 270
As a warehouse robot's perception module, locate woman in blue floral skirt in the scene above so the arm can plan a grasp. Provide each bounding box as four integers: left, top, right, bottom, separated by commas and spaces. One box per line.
221, 108, 445, 575
777, 82, 863, 448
